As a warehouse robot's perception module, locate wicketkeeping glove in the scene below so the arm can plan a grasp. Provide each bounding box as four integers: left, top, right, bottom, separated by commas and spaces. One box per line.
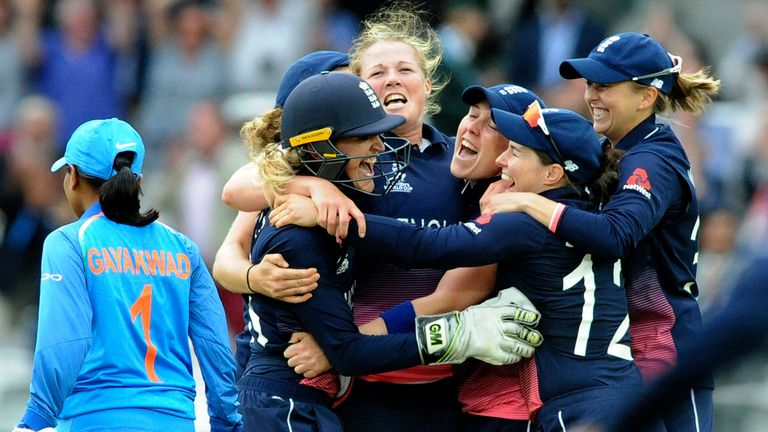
416, 287, 543, 366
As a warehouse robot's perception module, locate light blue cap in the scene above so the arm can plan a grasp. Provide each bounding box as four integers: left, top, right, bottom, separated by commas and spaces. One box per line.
51, 118, 145, 180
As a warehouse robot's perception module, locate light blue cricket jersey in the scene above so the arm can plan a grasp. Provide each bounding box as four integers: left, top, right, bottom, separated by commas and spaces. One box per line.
20, 202, 241, 431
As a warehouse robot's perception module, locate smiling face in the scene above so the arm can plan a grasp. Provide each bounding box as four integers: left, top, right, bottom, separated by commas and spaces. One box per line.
495, 141, 554, 194
333, 135, 386, 192
583, 80, 651, 144
451, 101, 508, 180
357, 41, 431, 141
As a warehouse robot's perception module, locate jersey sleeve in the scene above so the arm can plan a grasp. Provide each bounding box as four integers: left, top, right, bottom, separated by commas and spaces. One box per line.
554, 152, 683, 258
186, 241, 243, 431
346, 212, 547, 269
274, 229, 422, 376
20, 230, 92, 430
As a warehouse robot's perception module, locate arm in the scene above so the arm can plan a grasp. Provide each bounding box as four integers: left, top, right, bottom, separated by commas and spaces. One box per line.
187, 245, 243, 431
277, 231, 421, 376
20, 231, 92, 430
486, 153, 683, 259
221, 164, 366, 237
286, 265, 506, 376
344, 212, 547, 270
220, 163, 268, 212
212, 211, 318, 302
361, 264, 498, 335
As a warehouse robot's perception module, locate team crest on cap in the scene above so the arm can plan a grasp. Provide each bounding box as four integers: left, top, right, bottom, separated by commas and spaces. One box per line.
358, 81, 381, 108
596, 35, 621, 53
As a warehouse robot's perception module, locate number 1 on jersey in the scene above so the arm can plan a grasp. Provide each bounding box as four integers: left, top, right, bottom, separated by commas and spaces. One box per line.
130, 284, 160, 382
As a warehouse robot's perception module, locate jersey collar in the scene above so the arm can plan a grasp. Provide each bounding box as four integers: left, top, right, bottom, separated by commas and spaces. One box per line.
81, 201, 104, 220
613, 114, 657, 152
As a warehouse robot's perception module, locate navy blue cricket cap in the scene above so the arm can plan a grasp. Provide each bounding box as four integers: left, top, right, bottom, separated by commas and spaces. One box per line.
491, 104, 601, 185
51, 118, 144, 180
559, 32, 682, 95
275, 51, 350, 108
462, 83, 547, 114
281, 72, 405, 148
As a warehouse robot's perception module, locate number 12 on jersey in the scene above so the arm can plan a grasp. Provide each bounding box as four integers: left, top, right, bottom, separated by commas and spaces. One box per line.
563, 255, 632, 361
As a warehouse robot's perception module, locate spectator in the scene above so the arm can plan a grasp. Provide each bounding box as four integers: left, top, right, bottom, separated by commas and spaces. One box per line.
137, 0, 227, 166
0, 0, 24, 136
0, 95, 68, 338
17, 0, 138, 148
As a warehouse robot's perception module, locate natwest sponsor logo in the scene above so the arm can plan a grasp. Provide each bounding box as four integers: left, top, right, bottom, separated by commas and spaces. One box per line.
623, 167, 652, 199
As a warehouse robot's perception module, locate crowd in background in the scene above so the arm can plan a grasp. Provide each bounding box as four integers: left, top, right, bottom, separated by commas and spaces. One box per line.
1, 0, 768, 427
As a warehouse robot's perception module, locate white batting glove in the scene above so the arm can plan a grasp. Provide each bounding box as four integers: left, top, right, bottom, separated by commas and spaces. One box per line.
416, 287, 543, 366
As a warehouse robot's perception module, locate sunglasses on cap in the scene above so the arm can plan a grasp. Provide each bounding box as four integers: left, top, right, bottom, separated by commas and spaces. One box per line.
631, 53, 683, 82
522, 100, 565, 164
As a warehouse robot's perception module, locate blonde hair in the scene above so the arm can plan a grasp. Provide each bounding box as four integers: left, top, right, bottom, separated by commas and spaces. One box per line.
349, 1, 446, 117
240, 107, 301, 205
652, 68, 720, 114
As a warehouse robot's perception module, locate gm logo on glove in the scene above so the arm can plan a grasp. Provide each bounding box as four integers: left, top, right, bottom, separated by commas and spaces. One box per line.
426, 319, 448, 354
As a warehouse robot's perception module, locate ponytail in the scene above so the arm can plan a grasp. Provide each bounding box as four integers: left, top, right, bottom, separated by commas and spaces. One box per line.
84, 152, 159, 226
654, 68, 720, 114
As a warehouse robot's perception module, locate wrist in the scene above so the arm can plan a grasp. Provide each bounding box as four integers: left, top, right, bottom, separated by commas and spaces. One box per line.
380, 301, 416, 334
246, 264, 257, 294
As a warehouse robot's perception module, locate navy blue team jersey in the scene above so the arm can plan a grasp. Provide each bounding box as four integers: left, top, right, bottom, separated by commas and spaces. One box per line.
551, 115, 707, 384
346, 187, 643, 405
241, 211, 422, 401
233, 124, 466, 383
344, 123, 466, 383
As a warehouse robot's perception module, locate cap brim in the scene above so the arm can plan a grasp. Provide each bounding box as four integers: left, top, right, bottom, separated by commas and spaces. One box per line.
559, 58, 632, 83
461, 85, 491, 105
490, 109, 549, 155
340, 114, 405, 138
50, 157, 68, 173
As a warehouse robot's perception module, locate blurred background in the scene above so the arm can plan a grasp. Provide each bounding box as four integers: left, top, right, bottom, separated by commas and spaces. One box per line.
1, 0, 768, 429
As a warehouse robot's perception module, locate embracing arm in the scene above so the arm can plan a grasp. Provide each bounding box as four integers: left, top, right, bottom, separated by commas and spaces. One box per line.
361, 264, 498, 335
221, 163, 268, 212
212, 211, 318, 302
484, 154, 685, 259
222, 164, 366, 237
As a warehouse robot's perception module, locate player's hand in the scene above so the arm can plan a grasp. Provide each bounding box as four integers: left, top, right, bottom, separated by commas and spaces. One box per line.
270, 194, 319, 228
284, 332, 332, 378
248, 254, 319, 303
482, 190, 537, 215
478, 179, 514, 214
305, 179, 366, 239
415, 287, 543, 366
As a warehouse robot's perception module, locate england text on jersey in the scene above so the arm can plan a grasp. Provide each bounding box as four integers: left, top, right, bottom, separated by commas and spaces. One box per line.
87, 247, 191, 279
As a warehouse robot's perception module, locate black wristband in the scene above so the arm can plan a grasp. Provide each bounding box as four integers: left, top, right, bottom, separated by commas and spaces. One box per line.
246, 264, 257, 294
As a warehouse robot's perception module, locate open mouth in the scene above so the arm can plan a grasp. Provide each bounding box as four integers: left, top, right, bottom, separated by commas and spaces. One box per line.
358, 156, 377, 178
500, 173, 516, 189
591, 106, 608, 121
456, 139, 478, 159
384, 93, 408, 109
